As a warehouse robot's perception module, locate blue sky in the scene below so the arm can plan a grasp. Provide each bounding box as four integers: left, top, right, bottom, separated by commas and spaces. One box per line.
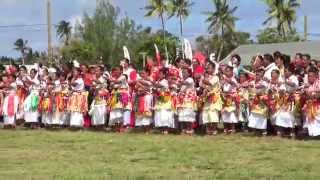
0, 0, 319, 57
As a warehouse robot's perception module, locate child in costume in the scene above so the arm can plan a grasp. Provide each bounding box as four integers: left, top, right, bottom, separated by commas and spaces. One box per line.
68, 68, 88, 128
221, 66, 239, 134
303, 67, 320, 137
274, 66, 299, 137
89, 66, 108, 129
200, 62, 222, 135
248, 69, 269, 135
51, 70, 63, 126
268, 69, 284, 134
2, 75, 19, 128
16, 66, 28, 120
56, 73, 70, 127
108, 67, 131, 132
134, 70, 153, 132
23, 69, 41, 128
177, 68, 197, 135
237, 72, 251, 132
39, 79, 54, 127
154, 68, 175, 134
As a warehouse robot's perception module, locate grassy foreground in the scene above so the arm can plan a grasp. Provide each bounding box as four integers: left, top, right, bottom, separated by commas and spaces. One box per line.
0, 130, 320, 179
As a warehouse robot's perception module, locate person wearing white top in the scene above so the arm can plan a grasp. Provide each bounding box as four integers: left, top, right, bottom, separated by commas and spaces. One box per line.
274, 67, 299, 137
23, 69, 41, 127
69, 68, 86, 127
263, 54, 279, 81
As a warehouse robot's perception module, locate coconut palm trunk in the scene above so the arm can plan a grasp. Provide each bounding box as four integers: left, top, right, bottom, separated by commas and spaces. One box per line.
217, 26, 224, 62
179, 14, 185, 58
160, 13, 169, 61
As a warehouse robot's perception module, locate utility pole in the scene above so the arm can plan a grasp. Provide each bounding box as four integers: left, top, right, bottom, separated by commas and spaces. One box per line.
47, 0, 53, 64
304, 15, 308, 41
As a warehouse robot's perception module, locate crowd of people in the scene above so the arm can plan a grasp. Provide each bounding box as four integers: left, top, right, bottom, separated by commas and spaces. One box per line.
1, 51, 320, 139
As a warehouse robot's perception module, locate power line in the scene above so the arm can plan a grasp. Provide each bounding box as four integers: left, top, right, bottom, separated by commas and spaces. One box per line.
0, 24, 57, 28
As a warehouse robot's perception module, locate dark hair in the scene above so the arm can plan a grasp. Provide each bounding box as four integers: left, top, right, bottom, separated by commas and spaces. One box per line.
98, 66, 104, 72
286, 64, 295, 73
159, 67, 168, 76
174, 57, 182, 66
264, 54, 274, 63
184, 59, 192, 66
123, 58, 130, 64
255, 68, 265, 74
30, 68, 37, 74
304, 54, 311, 60
19, 65, 27, 71
271, 69, 280, 75
231, 54, 241, 64
296, 53, 303, 59
308, 66, 319, 74
207, 61, 216, 69
239, 71, 248, 78
273, 51, 282, 60
225, 65, 233, 71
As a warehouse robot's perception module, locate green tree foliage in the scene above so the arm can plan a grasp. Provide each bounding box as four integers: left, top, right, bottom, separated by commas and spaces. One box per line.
204, 0, 238, 61
61, 0, 178, 68
262, 0, 300, 40
56, 20, 72, 46
61, 40, 96, 64
168, 0, 194, 38
196, 31, 251, 59
257, 27, 300, 44
14, 38, 30, 64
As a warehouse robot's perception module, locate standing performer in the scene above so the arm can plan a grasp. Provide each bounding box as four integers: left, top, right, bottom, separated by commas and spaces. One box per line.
177, 68, 197, 135
268, 69, 284, 133
221, 66, 239, 134
200, 62, 222, 135
89, 66, 108, 129
51, 70, 63, 126
39, 78, 54, 127
16, 66, 28, 120
109, 67, 131, 132
274, 66, 299, 137
154, 68, 175, 134
134, 70, 153, 132
23, 69, 40, 128
303, 67, 320, 137
2, 74, 19, 129
68, 68, 88, 128
59, 73, 70, 127
120, 59, 136, 128
237, 72, 251, 131
248, 69, 269, 135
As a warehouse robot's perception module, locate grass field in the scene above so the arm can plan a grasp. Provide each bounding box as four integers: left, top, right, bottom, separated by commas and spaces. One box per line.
1, 130, 320, 179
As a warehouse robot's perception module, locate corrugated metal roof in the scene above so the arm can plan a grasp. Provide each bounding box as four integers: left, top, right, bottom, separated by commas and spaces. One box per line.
221, 41, 320, 65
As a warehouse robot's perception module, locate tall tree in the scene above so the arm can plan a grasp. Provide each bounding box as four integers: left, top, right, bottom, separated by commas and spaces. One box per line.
14, 38, 29, 64
56, 20, 72, 46
204, 0, 238, 61
168, 0, 194, 37
144, 0, 169, 60
262, 0, 300, 40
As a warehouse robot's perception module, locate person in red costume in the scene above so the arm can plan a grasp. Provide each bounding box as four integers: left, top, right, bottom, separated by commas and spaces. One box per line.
120, 58, 137, 128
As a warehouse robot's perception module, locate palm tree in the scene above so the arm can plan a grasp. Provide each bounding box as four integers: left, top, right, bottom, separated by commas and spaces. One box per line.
56, 20, 72, 46
262, 0, 300, 40
168, 0, 194, 38
14, 38, 29, 64
205, 0, 238, 61
144, 0, 169, 60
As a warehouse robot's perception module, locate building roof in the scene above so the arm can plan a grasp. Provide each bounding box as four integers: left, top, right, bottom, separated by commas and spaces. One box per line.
221, 41, 320, 65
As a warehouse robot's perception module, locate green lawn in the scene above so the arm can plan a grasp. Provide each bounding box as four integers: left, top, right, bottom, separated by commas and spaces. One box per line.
0, 130, 320, 179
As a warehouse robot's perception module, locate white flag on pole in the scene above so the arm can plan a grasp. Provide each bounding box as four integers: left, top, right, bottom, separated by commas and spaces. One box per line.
123, 46, 131, 63
184, 38, 193, 60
